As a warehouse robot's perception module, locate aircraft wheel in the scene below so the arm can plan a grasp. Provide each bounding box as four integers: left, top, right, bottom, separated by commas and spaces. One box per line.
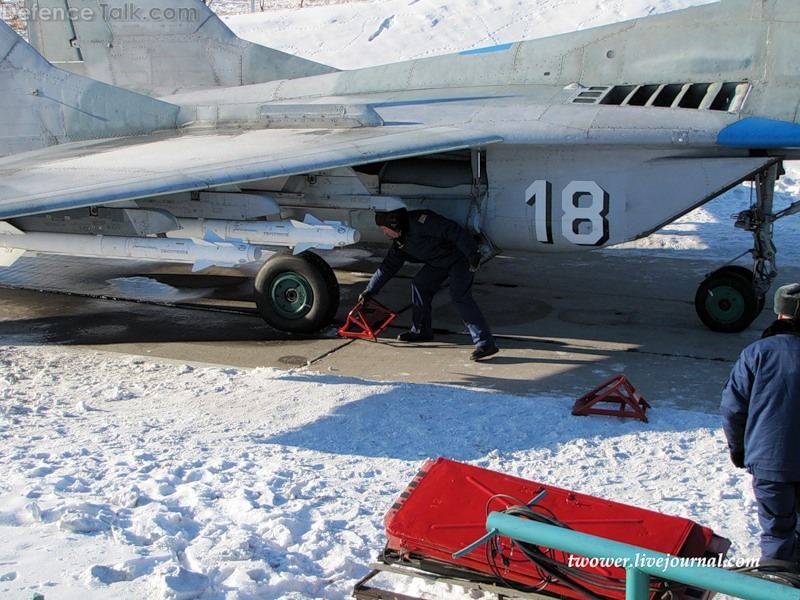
694, 267, 760, 333
253, 251, 340, 333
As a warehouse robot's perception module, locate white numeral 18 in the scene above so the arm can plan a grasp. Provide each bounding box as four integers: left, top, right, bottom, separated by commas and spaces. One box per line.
525, 180, 609, 246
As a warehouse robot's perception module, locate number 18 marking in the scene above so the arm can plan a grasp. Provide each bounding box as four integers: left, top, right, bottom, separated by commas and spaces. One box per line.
525, 180, 610, 246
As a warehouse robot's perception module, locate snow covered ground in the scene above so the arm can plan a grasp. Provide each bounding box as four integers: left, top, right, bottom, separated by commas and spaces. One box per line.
222, 0, 716, 70
0, 346, 762, 600
2, 1, 800, 599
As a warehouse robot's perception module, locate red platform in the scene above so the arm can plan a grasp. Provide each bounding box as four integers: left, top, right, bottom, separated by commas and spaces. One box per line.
384, 458, 728, 599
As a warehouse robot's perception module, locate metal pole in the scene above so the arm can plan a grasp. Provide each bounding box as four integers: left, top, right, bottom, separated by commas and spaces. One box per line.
486, 512, 800, 600
626, 567, 649, 600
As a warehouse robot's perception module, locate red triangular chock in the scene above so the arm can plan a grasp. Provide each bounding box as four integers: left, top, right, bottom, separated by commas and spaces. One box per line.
572, 374, 651, 422
338, 298, 397, 340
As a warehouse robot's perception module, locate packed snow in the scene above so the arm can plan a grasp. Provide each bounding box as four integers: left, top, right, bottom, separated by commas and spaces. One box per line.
2, 1, 800, 599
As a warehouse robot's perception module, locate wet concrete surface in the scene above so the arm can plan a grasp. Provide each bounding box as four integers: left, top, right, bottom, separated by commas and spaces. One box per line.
1, 250, 796, 414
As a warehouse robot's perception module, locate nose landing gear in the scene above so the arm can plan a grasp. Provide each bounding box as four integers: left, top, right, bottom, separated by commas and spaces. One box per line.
695, 161, 788, 333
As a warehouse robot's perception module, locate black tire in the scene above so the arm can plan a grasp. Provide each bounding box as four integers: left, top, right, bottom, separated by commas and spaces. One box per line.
297, 250, 340, 325
253, 251, 340, 333
694, 268, 760, 333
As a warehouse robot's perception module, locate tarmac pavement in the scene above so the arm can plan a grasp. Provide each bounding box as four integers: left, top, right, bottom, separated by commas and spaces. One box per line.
1, 249, 796, 415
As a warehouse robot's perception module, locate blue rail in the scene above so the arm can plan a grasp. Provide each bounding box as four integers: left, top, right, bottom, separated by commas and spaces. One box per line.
483, 512, 800, 600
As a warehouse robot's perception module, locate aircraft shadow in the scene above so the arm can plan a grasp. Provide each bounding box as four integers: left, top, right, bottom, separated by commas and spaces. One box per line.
262, 373, 714, 461
0, 298, 292, 345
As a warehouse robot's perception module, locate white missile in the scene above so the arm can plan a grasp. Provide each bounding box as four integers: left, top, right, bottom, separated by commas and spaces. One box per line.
170, 214, 361, 254
0, 222, 261, 272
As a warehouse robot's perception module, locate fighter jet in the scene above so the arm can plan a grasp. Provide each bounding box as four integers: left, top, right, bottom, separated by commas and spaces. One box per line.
1, 0, 798, 333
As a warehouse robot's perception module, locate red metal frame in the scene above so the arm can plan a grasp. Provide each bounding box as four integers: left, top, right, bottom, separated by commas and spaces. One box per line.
572, 374, 651, 422
338, 298, 397, 340
384, 458, 728, 600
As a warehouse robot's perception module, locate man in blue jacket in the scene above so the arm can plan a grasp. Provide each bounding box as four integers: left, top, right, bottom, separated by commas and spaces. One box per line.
721, 283, 800, 564
360, 208, 498, 361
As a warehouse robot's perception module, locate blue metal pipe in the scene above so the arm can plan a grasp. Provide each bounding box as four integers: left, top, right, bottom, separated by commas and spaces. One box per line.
486, 512, 800, 600
626, 567, 649, 600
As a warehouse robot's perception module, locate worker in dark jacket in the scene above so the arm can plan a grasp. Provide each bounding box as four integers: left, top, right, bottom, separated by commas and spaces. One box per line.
721, 282, 800, 564
360, 208, 498, 361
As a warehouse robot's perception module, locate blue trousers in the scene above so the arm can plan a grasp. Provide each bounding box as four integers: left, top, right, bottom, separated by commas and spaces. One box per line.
408, 261, 494, 348
752, 478, 800, 562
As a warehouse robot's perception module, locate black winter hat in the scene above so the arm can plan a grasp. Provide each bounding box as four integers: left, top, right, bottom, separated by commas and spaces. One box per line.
374, 208, 408, 233
774, 283, 800, 317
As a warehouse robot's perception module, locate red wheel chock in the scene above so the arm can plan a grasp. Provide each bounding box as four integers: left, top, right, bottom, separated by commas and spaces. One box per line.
572, 374, 651, 422
338, 298, 397, 340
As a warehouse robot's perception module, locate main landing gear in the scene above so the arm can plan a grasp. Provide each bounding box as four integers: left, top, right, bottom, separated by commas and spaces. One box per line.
253, 250, 340, 333
695, 161, 795, 332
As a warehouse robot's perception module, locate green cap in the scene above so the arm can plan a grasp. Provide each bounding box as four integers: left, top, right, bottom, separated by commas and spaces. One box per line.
773, 283, 800, 317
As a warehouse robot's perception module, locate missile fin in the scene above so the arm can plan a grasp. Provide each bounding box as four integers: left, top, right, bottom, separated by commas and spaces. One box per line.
302, 214, 324, 226
202, 230, 225, 244
0, 248, 25, 267
293, 243, 316, 255
192, 260, 218, 272
0, 221, 25, 235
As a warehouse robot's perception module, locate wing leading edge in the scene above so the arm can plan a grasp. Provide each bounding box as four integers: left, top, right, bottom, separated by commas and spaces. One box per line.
0, 126, 503, 220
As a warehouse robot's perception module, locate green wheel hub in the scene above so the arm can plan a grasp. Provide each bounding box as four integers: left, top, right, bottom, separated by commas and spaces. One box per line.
270, 273, 313, 319
703, 284, 748, 325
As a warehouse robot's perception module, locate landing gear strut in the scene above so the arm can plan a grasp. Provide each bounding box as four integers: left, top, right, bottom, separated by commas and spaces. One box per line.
253, 251, 340, 333
695, 161, 781, 333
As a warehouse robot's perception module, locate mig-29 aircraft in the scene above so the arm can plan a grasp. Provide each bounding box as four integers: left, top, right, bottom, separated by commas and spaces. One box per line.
1, 0, 799, 333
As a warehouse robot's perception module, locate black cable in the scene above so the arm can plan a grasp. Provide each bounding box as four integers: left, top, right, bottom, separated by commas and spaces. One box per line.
488, 503, 690, 599
483, 537, 557, 595
483, 503, 619, 598
481, 495, 561, 594
512, 540, 609, 600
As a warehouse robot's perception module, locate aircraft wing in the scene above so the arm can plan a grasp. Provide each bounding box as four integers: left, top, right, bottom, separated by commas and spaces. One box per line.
0, 125, 503, 220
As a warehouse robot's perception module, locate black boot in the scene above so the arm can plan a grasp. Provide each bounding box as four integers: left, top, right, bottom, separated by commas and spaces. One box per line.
397, 331, 434, 342
470, 344, 499, 361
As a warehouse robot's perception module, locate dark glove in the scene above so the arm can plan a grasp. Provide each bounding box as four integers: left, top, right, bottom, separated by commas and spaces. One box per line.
729, 449, 745, 469
358, 290, 373, 304
468, 252, 482, 272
